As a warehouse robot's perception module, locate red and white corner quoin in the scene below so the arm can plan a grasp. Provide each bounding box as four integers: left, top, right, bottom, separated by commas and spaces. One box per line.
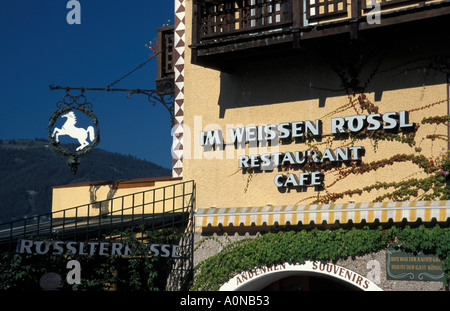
172, 0, 185, 178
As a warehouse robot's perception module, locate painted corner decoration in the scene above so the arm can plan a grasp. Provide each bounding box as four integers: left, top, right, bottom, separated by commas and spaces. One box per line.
48, 88, 100, 174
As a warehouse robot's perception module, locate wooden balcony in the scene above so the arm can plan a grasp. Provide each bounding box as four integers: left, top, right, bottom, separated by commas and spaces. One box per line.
190, 0, 450, 71
155, 25, 175, 95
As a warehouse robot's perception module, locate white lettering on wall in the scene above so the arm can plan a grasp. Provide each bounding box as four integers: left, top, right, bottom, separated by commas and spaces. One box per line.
198, 110, 414, 189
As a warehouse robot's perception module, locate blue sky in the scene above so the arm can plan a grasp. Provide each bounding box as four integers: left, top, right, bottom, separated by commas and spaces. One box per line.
0, 1, 175, 169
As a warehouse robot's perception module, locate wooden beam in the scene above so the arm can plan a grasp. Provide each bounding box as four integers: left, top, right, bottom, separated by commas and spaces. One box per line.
359, 3, 450, 31
350, 0, 360, 40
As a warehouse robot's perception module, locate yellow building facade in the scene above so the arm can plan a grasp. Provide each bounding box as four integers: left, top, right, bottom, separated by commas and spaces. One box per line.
52, 177, 182, 218
179, 1, 450, 219
177, 0, 450, 291
45, 0, 450, 291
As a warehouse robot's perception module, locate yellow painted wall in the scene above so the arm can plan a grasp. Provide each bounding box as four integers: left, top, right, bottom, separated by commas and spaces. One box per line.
183, 0, 449, 211
51, 177, 191, 218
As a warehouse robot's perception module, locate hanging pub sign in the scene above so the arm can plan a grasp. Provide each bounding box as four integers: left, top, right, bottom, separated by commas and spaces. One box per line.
48, 88, 100, 174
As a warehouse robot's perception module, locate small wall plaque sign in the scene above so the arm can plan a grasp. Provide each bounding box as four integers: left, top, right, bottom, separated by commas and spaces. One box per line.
386, 247, 444, 282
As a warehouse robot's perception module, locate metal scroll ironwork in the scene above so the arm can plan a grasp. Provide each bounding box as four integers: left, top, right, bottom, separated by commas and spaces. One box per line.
127, 88, 175, 125
48, 83, 175, 174
50, 85, 175, 126
48, 88, 100, 174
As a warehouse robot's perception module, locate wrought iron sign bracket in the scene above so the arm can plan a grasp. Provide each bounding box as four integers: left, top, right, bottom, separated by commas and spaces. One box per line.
49, 84, 174, 174
49, 85, 175, 126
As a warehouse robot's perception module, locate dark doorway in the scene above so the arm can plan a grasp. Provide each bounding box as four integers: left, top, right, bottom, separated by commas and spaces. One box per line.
261, 275, 360, 291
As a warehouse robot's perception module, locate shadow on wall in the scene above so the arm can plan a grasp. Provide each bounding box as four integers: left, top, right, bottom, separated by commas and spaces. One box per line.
217, 29, 450, 118
89, 182, 119, 216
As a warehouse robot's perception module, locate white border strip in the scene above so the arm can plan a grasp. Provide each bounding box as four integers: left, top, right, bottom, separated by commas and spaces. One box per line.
219, 261, 382, 291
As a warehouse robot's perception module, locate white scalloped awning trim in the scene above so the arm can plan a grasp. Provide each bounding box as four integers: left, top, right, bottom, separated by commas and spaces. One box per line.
196, 200, 450, 228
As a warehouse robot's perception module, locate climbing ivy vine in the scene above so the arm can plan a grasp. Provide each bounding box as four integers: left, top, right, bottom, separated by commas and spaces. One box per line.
304, 94, 450, 204
241, 93, 450, 205
191, 224, 450, 291
195, 47, 450, 292
0, 227, 181, 291
225, 94, 450, 291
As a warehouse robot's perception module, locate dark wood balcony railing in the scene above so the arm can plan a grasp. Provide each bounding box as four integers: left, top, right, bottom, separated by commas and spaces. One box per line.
191, 0, 450, 69
199, 0, 292, 39
155, 25, 175, 95
307, 0, 348, 21
157, 25, 175, 80
366, 0, 420, 9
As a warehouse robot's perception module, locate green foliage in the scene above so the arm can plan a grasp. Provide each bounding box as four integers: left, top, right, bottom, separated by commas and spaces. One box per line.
0, 228, 181, 291
290, 97, 450, 205
191, 225, 450, 291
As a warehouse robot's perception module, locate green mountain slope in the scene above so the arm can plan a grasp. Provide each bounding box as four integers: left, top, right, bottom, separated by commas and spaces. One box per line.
0, 139, 171, 223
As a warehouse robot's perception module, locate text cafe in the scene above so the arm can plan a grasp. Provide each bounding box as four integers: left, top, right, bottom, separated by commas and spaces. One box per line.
200, 110, 414, 188
182, 1, 450, 290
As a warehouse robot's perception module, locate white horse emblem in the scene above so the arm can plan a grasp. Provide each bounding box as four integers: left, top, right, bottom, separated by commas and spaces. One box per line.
52, 111, 95, 151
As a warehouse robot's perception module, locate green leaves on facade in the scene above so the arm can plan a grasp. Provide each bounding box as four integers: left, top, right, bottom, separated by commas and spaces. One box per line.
192, 225, 450, 291
0, 228, 181, 291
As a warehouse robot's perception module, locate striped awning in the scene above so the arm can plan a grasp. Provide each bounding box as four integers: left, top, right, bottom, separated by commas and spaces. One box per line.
196, 200, 450, 228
